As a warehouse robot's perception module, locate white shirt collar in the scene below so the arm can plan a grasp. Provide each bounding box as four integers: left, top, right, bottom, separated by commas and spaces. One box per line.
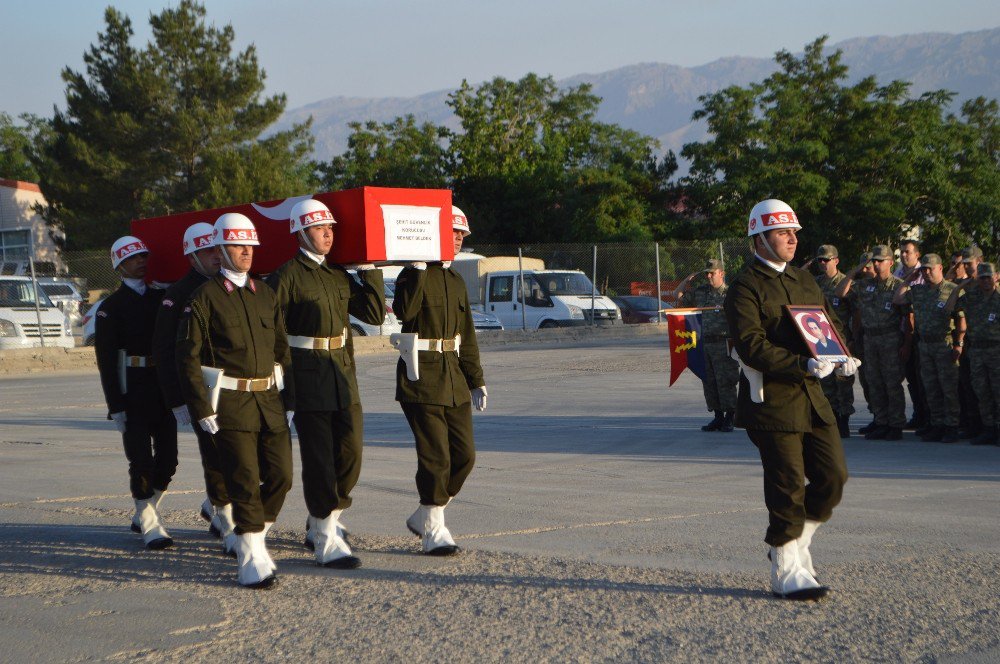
220, 267, 248, 287
299, 247, 325, 265
122, 277, 146, 295
754, 252, 786, 273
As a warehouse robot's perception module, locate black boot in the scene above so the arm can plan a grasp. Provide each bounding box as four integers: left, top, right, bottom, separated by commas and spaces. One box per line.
859, 420, 878, 435
837, 414, 851, 438
940, 427, 960, 444
719, 411, 734, 433
702, 411, 724, 432
865, 425, 889, 440
883, 427, 903, 441
970, 427, 997, 445
921, 425, 944, 442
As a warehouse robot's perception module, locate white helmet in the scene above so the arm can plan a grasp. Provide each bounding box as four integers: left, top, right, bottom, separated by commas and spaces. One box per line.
452, 205, 471, 237
213, 213, 259, 246
747, 199, 801, 237
110, 235, 149, 269
182, 222, 216, 256
289, 198, 337, 234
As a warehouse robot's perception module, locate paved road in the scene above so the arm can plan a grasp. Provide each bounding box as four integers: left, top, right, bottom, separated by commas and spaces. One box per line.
1, 335, 998, 662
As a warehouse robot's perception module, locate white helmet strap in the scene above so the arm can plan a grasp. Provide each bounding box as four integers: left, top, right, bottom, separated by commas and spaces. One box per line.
219, 246, 240, 272
756, 232, 785, 264
297, 229, 319, 254
190, 252, 211, 278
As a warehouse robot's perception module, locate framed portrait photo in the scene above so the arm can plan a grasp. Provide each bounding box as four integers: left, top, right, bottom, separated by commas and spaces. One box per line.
785, 305, 850, 363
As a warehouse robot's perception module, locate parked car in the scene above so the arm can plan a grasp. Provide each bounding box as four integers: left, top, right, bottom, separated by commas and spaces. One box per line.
80, 298, 105, 346
611, 296, 671, 324
471, 310, 504, 331
0, 276, 75, 349
36, 278, 86, 328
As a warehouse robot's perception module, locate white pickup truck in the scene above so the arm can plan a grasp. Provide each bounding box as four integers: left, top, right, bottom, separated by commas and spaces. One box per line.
0, 276, 75, 349
451, 254, 620, 330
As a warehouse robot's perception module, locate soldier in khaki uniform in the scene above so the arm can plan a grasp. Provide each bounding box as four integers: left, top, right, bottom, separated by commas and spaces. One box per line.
724, 199, 856, 601
951, 262, 1000, 445
895, 254, 965, 443
266, 199, 386, 569
96, 236, 176, 550
835, 245, 908, 440
151, 222, 234, 551
673, 259, 739, 432
956, 247, 984, 438
177, 213, 293, 589
392, 206, 487, 556
811, 245, 855, 437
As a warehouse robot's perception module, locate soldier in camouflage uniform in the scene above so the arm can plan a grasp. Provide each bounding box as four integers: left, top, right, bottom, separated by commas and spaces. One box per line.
952, 262, 1000, 445
674, 259, 739, 432
896, 254, 965, 443
812, 245, 855, 437
956, 247, 984, 438
835, 245, 907, 440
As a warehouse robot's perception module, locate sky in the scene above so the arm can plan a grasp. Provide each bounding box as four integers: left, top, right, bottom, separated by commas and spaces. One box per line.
3, 0, 1000, 118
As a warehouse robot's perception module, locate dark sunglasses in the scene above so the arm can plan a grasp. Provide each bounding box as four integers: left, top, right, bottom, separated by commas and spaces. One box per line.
816, 257, 832, 262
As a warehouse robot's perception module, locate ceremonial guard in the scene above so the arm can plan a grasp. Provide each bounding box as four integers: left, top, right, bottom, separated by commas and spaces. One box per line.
835, 245, 907, 440
266, 199, 386, 569
952, 262, 1000, 445
177, 213, 293, 589
96, 236, 176, 549
812, 245, 856, 437
895, 254, 965, 443
392, 206, 487, 556
724, 199, 856, 600
152, 222, 235, 551
674, 259, 738, 432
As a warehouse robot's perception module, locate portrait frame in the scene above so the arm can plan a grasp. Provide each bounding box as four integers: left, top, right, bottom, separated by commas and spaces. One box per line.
784, 305, 850, 363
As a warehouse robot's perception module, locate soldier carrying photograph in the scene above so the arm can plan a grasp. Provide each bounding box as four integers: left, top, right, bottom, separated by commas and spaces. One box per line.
724, 199, 858, 600
95, 236, 177, 550
176, 213, 294, 589
391, 206, 487, 556
266, 199, 386, 569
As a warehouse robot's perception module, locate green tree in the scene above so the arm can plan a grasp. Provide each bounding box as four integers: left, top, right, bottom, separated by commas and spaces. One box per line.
320, 115, 451, 190
38, 1, 315, 249
0, 113, 50, 182
678, 36, 1000, 262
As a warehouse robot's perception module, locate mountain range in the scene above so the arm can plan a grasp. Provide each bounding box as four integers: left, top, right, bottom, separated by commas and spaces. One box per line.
274, 28, 1000, 167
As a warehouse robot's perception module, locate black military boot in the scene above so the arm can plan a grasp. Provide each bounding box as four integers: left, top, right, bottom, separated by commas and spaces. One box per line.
940, 427, 961, 444
701, 411, 724, 432
719, 411, 734, 433
920, 425, 944, 442
859, 420, 878, 435
883, 427, 903, 441
837, 414, 851, 438
865, 425, 889, 440
970, 425, 998, 446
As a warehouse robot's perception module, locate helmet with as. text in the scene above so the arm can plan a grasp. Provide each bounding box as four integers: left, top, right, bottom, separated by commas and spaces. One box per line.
747, 199, 802, 237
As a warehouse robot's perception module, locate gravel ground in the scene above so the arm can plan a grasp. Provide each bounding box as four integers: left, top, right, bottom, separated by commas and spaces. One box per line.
1, 333, 999, 662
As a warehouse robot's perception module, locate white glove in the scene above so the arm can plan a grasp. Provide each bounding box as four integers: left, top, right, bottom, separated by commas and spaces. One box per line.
172, 405, 192, 426
807, 358, 835, 379
199, 414, 220, 434
346, 263, 377, 271
442, 261, 452, 269
835, 357, 862, 377
286, 410, 295, 427
110, 411, 127, 433
472, 386, 488, 412
409, 261, 427, 270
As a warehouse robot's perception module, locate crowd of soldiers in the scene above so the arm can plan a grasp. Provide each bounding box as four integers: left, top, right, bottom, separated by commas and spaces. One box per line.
95, 202, 486, 589
679, 239, 1000, 448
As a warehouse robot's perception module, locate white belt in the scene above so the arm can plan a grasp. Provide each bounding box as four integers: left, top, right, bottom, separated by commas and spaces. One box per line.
218, 374, 276, 392
288, 328, 348, 351
124, 355, 155, 368
416, 334, 461, 353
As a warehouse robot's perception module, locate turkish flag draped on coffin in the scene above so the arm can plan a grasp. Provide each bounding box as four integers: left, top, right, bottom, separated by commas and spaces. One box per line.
131, 187, 454, 282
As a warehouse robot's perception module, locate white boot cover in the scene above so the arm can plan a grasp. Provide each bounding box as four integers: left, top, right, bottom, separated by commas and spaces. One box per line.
798, 520, 820, 578
134, 498, 172, 550
261, 521, 277, 572
199, 498, 223, 538
770, 540, 826, 600
421, 506, 459, 556
151, 489, 165, 512
217, 504, 237, 557
314, 511, 360, 568
406, 505, 427, 537
236, 532, 275, 589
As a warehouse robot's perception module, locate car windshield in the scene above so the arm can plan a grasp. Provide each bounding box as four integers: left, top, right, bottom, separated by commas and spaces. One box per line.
0, 280, 55, 307
624, 296, 664, 310
41, 283, 76, 297
538, 272, 595, 296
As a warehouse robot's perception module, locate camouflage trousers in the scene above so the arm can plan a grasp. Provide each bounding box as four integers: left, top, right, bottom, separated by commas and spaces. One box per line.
919, 341, 960, 428
863, 332, 906, 428
969, 344, 1000, 427
702, 341, 738, 412
820, 373, 855, 416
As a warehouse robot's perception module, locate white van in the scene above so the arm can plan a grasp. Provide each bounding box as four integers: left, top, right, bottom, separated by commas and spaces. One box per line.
0, 276, 75, 349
